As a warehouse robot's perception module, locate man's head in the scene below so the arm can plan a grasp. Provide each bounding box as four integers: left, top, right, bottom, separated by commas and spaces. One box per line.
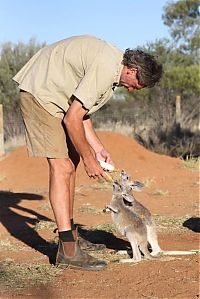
119, 49, 163, 92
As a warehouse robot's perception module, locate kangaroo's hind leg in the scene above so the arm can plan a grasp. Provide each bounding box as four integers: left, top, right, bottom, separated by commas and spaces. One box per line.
146, 224, 162, 256
119, 229, 142, 263
138, 237, 155, 260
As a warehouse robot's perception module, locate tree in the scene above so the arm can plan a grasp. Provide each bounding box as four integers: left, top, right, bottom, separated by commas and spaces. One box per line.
142, 38, 199, 96
0, 39, 45, 139
163, 64, 200, 95
0, 39, 45, 106
162, 0, 200, 56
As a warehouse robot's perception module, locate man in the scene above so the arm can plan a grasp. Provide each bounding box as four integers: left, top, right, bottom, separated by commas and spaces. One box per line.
13, 35, 163, 271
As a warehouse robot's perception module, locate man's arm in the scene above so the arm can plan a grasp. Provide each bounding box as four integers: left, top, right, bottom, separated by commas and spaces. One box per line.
83, 117, 114, 166
63, 99, 109, 180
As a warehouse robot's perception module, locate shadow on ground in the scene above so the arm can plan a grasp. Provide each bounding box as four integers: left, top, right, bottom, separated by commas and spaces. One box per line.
0, 191, 56, 263
0, 191, 130, 265
78, 225, 130, 250
183, 217, 200, 233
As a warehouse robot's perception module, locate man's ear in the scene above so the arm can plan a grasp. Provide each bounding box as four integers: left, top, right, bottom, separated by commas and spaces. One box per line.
129, 67, 138, 75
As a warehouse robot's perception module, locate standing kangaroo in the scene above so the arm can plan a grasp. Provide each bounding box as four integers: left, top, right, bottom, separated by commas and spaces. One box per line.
106, 181, 155, 262
119, 170, 162, 256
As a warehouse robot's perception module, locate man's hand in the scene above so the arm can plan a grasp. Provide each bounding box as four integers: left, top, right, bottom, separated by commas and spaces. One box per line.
83, 155, 111, 181
96, 148, 115, 168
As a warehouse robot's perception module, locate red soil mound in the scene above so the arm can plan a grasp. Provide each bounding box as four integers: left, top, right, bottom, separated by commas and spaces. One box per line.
0, 131, 178, 190
0, 131, 198, 215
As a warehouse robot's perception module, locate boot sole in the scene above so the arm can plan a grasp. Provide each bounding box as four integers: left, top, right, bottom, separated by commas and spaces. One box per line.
56, 262, 107, 271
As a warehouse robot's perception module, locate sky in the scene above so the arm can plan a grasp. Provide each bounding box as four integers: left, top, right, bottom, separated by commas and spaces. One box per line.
0, 0, 171, 50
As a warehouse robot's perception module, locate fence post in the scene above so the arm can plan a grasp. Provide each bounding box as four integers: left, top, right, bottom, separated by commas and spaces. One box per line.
175, 95, 181, 128
0, 104, 5, 156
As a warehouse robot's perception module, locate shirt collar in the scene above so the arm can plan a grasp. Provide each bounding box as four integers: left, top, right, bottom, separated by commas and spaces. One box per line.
113, 51, 123, 89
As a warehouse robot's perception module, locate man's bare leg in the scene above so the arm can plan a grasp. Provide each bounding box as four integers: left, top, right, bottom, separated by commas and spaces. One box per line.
47, 158, 75, 231
47, 157, 107, 270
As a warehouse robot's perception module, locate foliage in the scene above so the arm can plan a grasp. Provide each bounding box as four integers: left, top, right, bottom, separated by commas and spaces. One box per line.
143, 39, 199, 95
162, 0, 200, 54
0, 39, 45, 140
163, 64, 200, 94
0, 39, 45, 105
0, 1, 199, 157
93, 88, 200, 158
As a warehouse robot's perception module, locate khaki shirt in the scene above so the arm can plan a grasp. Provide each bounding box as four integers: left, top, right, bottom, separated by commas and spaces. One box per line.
13, 35, 123, 118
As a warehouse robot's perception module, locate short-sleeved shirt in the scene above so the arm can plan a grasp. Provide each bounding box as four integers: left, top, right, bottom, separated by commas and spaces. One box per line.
13, 35, 123, 118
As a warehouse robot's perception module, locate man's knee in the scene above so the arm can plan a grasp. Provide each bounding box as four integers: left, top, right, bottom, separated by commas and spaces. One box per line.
47, 158, 75, 179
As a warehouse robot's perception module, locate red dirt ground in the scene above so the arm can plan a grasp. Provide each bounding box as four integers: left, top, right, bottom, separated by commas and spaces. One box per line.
0, 131, 199, 299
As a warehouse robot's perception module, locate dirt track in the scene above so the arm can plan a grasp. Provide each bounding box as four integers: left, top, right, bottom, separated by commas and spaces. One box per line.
0, 131, 199, 299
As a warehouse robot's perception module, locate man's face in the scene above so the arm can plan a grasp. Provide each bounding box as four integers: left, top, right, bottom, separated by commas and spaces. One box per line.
119, 66, 145, 92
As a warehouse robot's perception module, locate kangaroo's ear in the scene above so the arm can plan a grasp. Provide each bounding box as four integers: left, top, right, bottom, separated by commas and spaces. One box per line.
113, 181, 122, 194
122, 193, 134, 203
130, 181, 144, 191
120, 170, 130, 180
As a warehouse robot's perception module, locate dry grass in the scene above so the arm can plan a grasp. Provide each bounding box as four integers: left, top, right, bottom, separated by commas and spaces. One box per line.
0, 259, 62, 292
152, 189, 169, 196
90, 248, 129, 263
182, 157, 199, 172
88, 181, 113, 190
0, 173, 6, 182
34, 220, 56, 231
153, 215, 190, 231
0, 239, 30, 252
4, 135, 25, 153
90, 223, 117, 233
142, 177, 156, 188
90, 216, 190, 234
96, 122, 134, 137
78, 205, 104, 215
37, 201, 51, 211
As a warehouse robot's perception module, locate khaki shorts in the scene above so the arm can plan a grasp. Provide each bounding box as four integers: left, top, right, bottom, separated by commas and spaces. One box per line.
20, 91, 70, 158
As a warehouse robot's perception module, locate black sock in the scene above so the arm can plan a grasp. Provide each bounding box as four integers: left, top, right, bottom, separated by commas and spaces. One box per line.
70, 218, 76, 230
59, 230, 75, 242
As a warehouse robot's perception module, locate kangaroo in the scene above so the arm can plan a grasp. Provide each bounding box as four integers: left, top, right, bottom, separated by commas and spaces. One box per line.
119, 170, 162, 256
106, 181, 155, 263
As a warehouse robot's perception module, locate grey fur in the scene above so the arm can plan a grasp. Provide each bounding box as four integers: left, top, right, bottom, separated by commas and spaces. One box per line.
106, 181, 154, 262
119, 170, 161, 256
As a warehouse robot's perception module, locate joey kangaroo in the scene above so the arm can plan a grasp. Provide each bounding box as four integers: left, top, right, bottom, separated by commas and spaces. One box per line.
106, 181, 155, 262
119, 170, 161, 256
